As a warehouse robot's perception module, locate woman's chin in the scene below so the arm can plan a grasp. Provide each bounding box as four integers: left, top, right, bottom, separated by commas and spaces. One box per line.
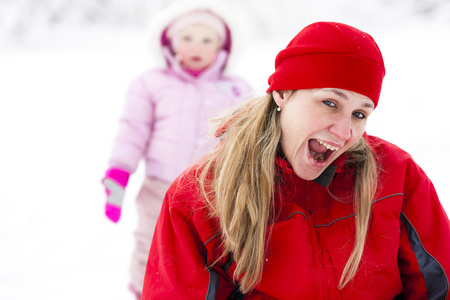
292, 164, 327, 181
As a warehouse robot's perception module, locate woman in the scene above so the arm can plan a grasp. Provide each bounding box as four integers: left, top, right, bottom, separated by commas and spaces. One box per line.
141, 22, 450, 299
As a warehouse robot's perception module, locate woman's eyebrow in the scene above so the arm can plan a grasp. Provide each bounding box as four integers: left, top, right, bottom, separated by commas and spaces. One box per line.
323, 88, 374, 109
323, 88, 348, 99
363, 102, 374, 109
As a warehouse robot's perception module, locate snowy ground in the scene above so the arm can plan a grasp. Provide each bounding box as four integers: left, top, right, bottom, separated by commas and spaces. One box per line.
1, 12, 450, 300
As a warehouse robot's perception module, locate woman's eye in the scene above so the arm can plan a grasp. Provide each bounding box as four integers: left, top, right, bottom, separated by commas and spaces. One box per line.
353, 111, 366, 119
323, 100, 336, 108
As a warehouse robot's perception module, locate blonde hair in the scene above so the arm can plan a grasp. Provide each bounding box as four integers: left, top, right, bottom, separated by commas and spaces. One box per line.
198, 93, 378, 293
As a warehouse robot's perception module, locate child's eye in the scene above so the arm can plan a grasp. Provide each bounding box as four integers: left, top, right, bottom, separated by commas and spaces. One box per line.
353, 111, 366, 119
323, 100, 336, 108
203, 38, 212, 44
182, 36, 192, 42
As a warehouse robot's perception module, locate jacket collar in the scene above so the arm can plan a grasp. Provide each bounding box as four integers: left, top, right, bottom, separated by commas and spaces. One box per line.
275, 154, 347, 187
162, 46, 228, 81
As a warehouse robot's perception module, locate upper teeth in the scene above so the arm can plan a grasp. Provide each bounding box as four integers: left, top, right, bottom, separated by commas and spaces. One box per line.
317, 140, 340, 151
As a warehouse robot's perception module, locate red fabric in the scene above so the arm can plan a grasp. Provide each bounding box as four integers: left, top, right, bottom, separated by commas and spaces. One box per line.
141, 135, 450, 299
267, 22, 385, 107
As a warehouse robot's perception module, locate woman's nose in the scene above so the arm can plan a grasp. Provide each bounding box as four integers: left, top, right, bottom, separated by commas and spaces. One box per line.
329, 116, 352, 141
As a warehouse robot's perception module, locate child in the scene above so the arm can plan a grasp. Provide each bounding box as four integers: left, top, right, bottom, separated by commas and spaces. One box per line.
101, 0, 251, 298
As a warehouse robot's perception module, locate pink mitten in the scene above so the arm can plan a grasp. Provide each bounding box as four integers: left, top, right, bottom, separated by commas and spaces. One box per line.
102, 167, 130, 223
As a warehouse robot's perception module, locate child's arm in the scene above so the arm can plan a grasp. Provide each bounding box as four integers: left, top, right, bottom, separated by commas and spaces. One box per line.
102, 73, 154, 222
108, 74, 155, 173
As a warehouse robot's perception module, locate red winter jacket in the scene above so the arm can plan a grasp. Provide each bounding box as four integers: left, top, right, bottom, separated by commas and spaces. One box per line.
141, 136, 450, 299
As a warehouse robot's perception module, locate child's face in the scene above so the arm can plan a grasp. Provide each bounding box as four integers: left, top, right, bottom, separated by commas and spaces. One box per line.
175, 23, 222, 70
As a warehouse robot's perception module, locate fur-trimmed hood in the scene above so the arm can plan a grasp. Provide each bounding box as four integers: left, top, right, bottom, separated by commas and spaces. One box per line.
146, 0, 246, 76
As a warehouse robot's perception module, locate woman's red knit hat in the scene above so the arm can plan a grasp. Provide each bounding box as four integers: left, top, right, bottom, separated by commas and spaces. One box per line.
267, 22, 385, 107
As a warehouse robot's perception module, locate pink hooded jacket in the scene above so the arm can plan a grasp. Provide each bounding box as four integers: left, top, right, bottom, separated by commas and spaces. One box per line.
108, 1, 252, 182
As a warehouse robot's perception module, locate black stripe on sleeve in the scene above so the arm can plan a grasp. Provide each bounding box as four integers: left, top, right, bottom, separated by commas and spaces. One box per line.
401, 212, 449, 299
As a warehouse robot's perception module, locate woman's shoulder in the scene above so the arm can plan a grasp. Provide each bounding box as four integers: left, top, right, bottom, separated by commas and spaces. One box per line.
366, 135, 413, 163
366, 135, 427, 179
163, 161, 210, 211
366, 135, 435, 198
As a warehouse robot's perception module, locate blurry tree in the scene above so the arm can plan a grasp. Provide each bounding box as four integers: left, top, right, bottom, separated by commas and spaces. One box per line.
0, 0, 449, 43
390, 0, 450, 15
0, 0, 171, 42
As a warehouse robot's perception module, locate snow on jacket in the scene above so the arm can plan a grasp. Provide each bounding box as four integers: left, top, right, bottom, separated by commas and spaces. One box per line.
108, 1, 252, 182
141, 135, 450, 299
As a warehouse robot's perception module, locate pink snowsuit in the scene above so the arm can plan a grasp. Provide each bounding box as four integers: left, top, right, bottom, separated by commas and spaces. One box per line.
108, 48, 251, 181
107, 4, 252, 294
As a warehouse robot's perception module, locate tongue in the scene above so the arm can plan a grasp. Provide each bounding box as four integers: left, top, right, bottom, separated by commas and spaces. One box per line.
308, 139, 328, 154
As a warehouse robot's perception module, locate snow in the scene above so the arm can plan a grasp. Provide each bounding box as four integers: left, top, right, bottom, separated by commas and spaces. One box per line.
1, 7, 449, 300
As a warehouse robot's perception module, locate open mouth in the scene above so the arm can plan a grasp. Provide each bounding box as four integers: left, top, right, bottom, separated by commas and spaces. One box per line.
308, 139, 340, 163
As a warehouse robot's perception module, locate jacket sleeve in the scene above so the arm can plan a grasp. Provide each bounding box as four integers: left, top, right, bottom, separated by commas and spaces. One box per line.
398, 158, 450, 299
141, 183, 235, 300
230, 76, 253, 102
108, 73, 155, 173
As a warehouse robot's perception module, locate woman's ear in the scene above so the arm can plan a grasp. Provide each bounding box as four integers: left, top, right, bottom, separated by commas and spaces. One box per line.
272, 90, 289, 108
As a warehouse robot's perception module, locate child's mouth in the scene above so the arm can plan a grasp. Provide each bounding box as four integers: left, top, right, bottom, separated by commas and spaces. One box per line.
308, 139, 340, 163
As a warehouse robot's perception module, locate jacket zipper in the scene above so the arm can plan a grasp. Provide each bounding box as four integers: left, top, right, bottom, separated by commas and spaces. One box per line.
304, 181, 327, 299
